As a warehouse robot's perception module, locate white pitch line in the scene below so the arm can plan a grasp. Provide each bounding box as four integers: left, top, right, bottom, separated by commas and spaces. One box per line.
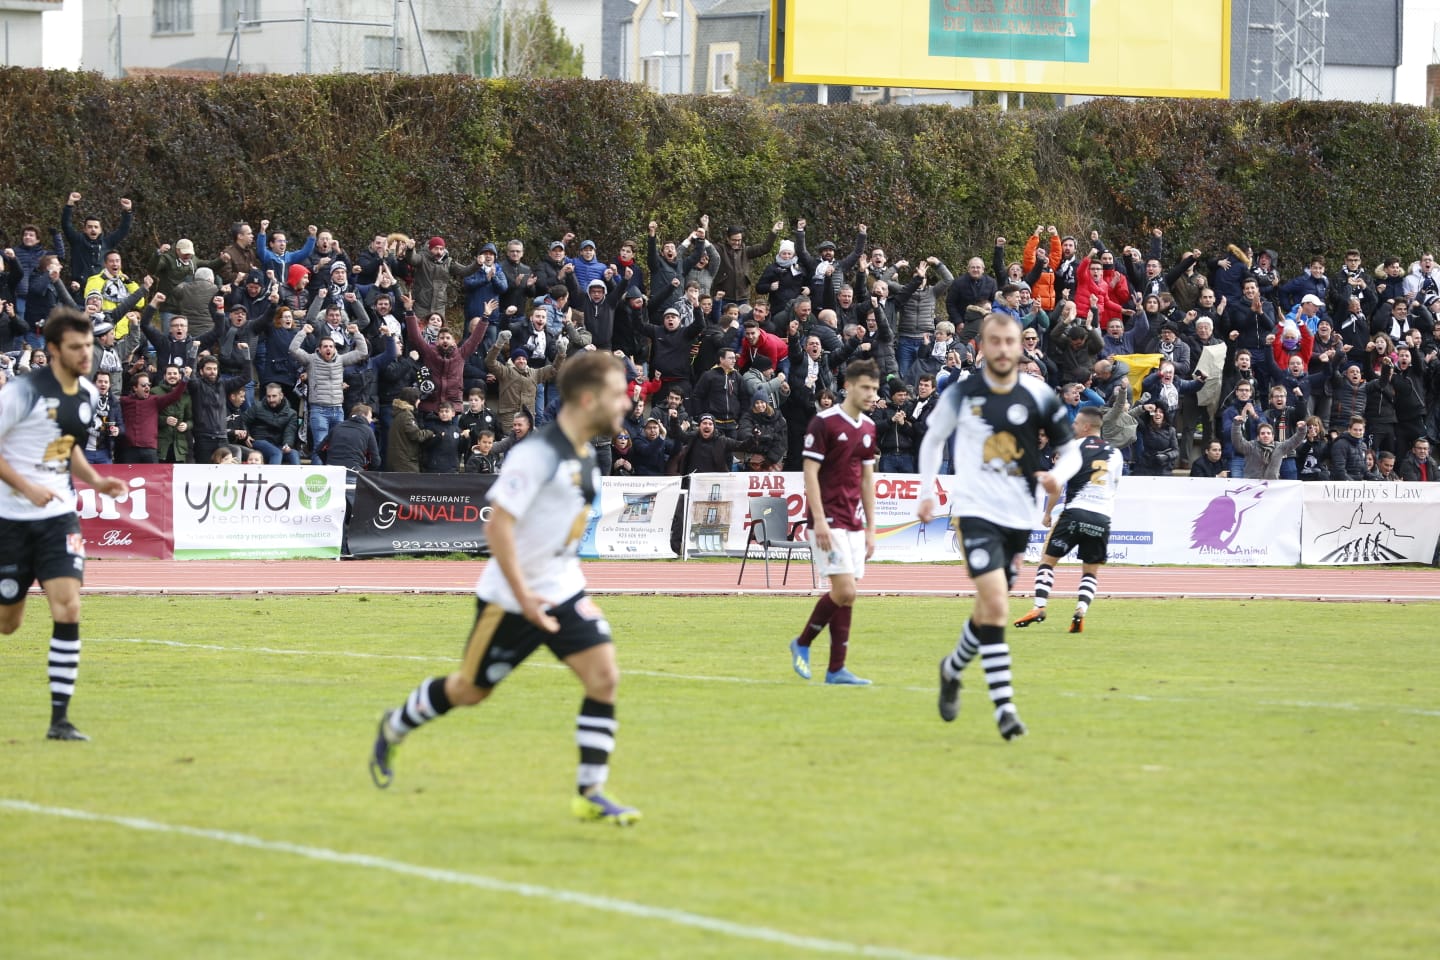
97, 638, 791, 685
0, 799, 959, 960
90, 638, 1440, 717
1057, 690, 1440, 718
79, 586, 1440, 601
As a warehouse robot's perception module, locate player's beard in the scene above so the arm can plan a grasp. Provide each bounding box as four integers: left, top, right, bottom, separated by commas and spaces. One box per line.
985, 352, 1017, 378
56, 351, 92, 380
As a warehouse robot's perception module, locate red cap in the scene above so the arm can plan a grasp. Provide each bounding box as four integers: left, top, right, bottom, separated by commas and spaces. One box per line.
428, 236, 445, 250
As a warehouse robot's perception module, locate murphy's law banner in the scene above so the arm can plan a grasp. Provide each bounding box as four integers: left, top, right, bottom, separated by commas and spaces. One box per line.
1300, 483, 1440, 566
172, 465, 348, 559
772, 0, 1230, 99
347, 472, 497, 558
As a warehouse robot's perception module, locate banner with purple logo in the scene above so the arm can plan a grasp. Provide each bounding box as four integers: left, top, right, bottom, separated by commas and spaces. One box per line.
1025, 477, 1304, 566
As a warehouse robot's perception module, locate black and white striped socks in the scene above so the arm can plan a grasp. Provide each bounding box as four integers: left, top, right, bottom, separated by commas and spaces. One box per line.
387, 676, 452, 739
48, 623, 81, 726
1032, 564, 1055, 609
1076, 574, 1099, 615
576, 698, 617, 795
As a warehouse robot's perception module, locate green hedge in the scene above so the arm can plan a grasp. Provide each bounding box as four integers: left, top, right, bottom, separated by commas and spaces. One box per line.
3, 68, 1438, 283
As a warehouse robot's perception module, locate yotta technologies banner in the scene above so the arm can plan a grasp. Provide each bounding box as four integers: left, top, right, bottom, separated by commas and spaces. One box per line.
347, 472, 496, 558
171, 465, 348, 559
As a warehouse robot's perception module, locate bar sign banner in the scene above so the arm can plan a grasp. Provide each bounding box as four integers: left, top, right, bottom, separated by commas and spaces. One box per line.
929, 0, 1091, 63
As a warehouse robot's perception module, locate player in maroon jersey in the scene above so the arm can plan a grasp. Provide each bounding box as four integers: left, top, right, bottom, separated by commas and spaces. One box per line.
788, 359, 881, 685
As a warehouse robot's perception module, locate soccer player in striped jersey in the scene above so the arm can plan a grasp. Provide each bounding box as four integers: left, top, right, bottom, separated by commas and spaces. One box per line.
788, 359, 880, 685
370, 352, 642, 825
0, 309, 128, 741
1013, 406, 1125, 633
917, 312, 1082, 740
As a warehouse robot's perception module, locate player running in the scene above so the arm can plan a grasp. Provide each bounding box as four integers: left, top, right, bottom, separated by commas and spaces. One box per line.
369, 351, 641, 825
788, 359, 880, 685
917, 313, 1081, 740
0, 309, 128, 741
1013, 406, 1124, 633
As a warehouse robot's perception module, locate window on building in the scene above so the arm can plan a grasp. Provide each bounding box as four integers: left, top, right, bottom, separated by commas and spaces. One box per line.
220, 0, 260, 30
711, 48, 736, 94
641, 57, 662, 92
363, 36, 391, 72
153, 0, 193, 34
661, 0, 679, 16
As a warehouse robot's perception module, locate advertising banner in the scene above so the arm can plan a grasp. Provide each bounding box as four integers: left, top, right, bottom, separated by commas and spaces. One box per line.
347, 472, 496, 558
1023, 477, 1302, 566
75, 465, 174, 559
1300, 483, 1440, 566
774, 0, 1230, 99
580, 476, 685, 559
171, 465, 348, 559
683, 472, 959, 563
685, 473, 1302, 567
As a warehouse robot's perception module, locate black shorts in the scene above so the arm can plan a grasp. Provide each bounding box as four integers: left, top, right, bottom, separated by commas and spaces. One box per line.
955, 516, 1030, 585
462, 592, 612, 689
1041, 509, 1111, 566
0, 514, 85, 605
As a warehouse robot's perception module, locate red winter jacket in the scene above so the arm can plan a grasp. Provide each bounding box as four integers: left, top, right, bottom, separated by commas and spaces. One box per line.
1073, 257, 1128, 324
738, 328, 788, 372
405, 311, 488, 413
118, 379, 188, 450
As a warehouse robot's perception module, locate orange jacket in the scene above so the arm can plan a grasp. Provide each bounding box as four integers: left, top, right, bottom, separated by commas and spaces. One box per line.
1023, 234, 1063, 310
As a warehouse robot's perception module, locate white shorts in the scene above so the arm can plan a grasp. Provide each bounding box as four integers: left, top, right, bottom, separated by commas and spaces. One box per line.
814, 528, 867, 582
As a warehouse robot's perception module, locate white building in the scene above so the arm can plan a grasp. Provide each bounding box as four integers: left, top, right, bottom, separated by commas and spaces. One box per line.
548, 0, 603, 79
610, 0, 719, 94
80, 0, 497, 77
2, 0, 62, 68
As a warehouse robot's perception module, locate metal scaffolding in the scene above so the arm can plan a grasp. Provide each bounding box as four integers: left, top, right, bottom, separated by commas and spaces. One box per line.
1242, 0, 1329, 101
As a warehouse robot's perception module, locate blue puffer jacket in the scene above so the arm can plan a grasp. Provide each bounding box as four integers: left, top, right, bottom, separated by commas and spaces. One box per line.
462, 263, 508, 319
568, 254, 608, 290
11, 230, 64, 297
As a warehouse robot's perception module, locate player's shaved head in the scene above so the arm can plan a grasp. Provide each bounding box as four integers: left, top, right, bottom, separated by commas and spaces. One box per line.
558, 351, 624, 406
980, 311, 1021, 338
979, 312, 1022, 379
1074, 408, 1104, 435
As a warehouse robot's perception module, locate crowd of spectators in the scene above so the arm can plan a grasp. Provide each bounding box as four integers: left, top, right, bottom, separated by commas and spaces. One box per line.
3, 194, 1438, 484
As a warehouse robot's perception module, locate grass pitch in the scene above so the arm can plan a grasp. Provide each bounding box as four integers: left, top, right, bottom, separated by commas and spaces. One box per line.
1, 594, 1436, 960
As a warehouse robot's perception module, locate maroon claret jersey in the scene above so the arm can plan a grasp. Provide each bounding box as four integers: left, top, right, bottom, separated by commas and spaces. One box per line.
801, 406, 876, 532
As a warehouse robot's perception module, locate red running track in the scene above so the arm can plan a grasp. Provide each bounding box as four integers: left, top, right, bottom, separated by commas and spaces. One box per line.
77, 558, 1440, 602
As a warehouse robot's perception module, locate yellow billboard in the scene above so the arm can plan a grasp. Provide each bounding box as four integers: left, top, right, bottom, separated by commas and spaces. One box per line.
771, 0, 1231, 100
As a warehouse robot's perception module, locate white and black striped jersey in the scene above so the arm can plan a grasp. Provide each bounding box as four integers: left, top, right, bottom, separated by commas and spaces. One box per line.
918, 371, 1081, 530
0, 369, 99, 521
477, 422, 598, 613
1058, 435, 1124, 522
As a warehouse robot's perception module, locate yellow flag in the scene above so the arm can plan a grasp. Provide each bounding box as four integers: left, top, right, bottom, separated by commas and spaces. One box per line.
1109, 353, 1163, 401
